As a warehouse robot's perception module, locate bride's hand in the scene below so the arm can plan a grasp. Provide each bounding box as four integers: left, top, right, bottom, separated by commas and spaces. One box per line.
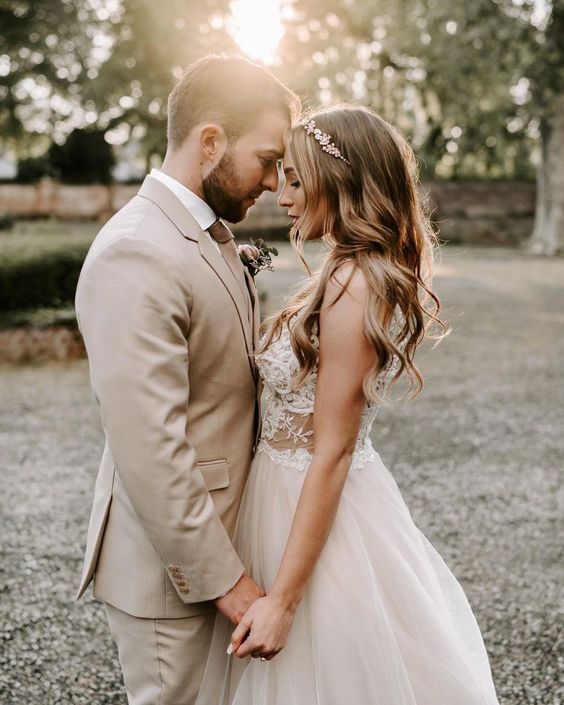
228, 594, 296, 660
238, 244, 261, 262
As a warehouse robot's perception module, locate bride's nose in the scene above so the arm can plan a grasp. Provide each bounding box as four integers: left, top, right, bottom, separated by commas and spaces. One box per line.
278, 187, 293, 208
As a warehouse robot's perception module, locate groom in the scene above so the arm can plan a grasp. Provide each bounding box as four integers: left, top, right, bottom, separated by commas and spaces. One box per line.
75, 54, 300, 704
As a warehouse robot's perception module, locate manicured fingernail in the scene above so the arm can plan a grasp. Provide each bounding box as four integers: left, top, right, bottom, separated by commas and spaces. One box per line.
226, 644, 234, 655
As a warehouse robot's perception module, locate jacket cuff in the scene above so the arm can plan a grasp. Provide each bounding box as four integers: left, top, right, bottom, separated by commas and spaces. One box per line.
168, 554, 245, 604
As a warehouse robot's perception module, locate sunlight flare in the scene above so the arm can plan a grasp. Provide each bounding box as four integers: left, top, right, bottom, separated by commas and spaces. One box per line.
229, 0, 284, 64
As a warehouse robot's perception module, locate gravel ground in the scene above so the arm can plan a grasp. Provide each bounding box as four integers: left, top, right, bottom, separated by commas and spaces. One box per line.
0, 246, 563, 705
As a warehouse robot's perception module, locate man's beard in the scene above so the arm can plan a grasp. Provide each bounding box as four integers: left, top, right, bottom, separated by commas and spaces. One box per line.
202, 149, 251, 224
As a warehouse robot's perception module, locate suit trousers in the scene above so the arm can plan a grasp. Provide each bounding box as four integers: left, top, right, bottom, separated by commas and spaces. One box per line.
104, 602, 216, 705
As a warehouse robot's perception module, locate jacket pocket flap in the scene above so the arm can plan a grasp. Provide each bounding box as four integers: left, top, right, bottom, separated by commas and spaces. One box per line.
197, 459, 230, 491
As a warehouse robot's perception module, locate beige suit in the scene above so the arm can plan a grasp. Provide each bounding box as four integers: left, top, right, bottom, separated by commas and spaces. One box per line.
75, 175, 261, 703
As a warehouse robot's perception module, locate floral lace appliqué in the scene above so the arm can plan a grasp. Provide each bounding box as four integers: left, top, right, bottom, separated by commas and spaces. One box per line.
255, 321, 399, 472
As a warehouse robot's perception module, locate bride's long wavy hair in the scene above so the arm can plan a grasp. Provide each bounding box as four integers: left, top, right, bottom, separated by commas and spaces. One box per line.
260, 105, 447, 399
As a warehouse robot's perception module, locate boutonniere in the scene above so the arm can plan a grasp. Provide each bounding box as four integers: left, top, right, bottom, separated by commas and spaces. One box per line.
238, 238, 279, 277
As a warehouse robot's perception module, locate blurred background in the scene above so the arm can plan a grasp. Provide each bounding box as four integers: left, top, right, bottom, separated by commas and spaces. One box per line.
0, 0, 563, 344
0, 2, 563, 704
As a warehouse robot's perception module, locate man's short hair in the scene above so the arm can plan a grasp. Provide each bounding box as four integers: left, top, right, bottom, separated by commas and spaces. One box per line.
167, 54, 301, 148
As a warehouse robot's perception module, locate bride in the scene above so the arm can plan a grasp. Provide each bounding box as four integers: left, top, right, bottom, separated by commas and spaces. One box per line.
196, 106, 500, 705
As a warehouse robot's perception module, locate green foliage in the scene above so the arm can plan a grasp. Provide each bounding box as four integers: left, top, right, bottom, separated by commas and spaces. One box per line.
0, 0, 100, 143
16, 128, 115, 184
0, 213, 15, 231
0, 1, 236, 167
17, 155, 57, 183
48, 128, 115, 184
81, 0, 236, 167
1, 0, 563, 180
275, 0, 562, 179
0, 246, 88, 311
0, 306, 77, 330
0, 222, 95, 313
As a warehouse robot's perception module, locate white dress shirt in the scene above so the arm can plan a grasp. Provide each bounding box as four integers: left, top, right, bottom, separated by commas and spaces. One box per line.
150, 169, 220, 253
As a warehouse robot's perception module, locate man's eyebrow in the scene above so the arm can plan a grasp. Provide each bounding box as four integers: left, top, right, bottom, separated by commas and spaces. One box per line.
259, 149, 284, 159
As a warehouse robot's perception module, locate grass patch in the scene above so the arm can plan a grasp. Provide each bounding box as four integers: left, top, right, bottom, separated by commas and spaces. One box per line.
0, 219, 97, 264
0, 306, 78, 330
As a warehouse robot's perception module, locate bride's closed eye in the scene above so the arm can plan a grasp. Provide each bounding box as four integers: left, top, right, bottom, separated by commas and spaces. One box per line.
290, 179, 301, 189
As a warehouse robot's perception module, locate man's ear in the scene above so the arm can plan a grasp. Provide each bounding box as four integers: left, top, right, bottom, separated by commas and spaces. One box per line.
199, 123, 228, 174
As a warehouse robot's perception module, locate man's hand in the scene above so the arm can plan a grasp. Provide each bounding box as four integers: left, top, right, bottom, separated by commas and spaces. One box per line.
214, 574, 265, 625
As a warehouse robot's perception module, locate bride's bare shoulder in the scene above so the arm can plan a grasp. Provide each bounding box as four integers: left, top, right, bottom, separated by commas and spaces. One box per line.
324, 261, 369, 309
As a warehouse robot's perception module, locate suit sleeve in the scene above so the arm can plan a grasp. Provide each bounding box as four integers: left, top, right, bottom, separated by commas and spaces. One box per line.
76, 236, 244, 603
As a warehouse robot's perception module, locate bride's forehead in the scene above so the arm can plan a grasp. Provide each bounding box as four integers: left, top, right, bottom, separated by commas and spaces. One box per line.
282, 151, 296, 171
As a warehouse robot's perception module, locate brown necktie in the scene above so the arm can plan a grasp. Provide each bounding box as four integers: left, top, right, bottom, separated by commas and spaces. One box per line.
208, 219, 252, 323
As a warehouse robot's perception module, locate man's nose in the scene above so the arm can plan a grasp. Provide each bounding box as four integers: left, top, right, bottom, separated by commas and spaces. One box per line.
261, 167, 279, 193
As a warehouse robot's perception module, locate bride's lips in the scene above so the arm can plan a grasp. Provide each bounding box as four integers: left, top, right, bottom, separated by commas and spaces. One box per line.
289, 215, 300, 225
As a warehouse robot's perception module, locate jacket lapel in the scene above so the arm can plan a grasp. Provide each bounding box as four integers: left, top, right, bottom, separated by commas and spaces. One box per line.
138, 176, 201, 242
244, 269, 260, 353
244, 270, 263, 444
198, 232, 254, 362
137, 175, 254, 370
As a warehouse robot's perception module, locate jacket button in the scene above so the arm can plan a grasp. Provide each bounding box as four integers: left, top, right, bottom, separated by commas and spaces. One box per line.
179, 587, 190, 594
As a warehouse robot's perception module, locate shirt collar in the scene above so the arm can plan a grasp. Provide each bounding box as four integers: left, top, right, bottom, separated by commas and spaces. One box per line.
150, 168, 216, 231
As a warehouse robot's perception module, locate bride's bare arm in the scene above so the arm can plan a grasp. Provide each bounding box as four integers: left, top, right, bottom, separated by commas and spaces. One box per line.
231, 265, 379, 659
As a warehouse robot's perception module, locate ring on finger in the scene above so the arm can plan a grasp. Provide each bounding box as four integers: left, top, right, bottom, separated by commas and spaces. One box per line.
250, 651, 268, 661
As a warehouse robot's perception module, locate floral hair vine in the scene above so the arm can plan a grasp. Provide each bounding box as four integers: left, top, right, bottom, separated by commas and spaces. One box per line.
299, 117, 351, 166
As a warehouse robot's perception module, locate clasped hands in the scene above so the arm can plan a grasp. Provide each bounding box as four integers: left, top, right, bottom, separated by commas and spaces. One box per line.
214, 574, 296, 661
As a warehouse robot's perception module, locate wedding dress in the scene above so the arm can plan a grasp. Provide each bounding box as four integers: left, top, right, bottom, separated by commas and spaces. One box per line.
196, 320, 500, 705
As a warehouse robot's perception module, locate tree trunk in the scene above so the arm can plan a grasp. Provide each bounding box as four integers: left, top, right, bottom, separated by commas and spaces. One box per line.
529, 95, 564, 256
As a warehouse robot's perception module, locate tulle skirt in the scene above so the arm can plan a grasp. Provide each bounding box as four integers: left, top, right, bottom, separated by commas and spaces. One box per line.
195, 449, 500, 705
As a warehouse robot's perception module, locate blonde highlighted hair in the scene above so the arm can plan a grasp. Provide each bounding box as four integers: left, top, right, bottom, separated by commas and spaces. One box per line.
260, 105, 447, 399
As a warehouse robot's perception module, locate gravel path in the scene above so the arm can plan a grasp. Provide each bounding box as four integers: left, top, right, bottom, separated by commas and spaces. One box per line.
1, 246, 562, 704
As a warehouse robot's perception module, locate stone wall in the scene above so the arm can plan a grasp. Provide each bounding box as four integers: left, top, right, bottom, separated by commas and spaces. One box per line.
0, 326, 84, 364
427, 181, 535, 246
0, 180, 138, 221
0, 179, 536, 245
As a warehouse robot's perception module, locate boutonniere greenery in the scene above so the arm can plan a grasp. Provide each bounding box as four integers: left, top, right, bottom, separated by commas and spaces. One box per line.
238, 238, 279, 277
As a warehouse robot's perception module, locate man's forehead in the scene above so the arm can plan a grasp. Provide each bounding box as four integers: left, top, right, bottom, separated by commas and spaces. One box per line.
241, 110, 289, 153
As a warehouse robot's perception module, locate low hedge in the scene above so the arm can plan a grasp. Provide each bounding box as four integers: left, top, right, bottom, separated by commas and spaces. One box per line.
0, 306, 78, 330
0, 246, 89, 311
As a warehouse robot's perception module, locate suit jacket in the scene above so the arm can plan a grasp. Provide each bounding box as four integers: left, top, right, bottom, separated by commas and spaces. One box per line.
75, 175, 261, 618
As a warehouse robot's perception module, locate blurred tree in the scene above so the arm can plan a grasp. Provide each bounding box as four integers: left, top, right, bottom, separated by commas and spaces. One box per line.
3, 0, 562, 251
0, 0, 100, 149
277, 0, 563, 254
277, 0, 537, 178
1, 0, 236, 170
48, 127, 115, 183
85, 0, 237, 170
398, 0, 564, 254
526, 1, 564, 255
414, 0, 564, 255
16, 154, 57, 182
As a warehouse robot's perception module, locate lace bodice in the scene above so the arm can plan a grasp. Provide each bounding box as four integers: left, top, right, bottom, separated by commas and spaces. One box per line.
255, 320, 400, 472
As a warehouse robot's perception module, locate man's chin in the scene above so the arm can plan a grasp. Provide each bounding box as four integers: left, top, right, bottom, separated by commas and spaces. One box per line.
222, 204, 251, 225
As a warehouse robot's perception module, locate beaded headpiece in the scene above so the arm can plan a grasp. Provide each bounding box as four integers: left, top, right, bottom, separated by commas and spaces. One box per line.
299, 117, 351, 166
